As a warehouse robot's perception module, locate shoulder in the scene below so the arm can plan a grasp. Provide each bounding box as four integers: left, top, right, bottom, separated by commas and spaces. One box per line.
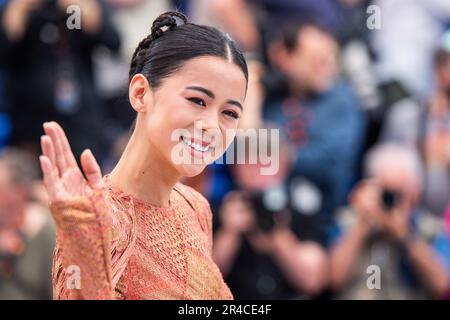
173, 182, 213, 233
102, 186, 137, 252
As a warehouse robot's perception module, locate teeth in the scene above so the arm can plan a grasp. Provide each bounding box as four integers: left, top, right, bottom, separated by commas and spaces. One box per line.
181, 136, 213, 153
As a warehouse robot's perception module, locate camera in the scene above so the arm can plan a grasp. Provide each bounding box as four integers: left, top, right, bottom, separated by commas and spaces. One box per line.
248, 185, 289, 233
380, 189, 403, 212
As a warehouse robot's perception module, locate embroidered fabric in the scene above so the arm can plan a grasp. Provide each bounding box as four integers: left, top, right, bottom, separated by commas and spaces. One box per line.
51, 177, 232, 300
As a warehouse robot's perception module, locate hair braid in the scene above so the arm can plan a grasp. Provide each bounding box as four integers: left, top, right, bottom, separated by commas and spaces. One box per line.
129, 12, 188, 81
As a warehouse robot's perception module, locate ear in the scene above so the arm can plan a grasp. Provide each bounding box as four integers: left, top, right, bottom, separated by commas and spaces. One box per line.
129, 74, 153, 113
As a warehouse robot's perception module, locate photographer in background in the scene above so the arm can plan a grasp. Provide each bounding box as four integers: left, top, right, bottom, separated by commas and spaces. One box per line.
0, 148, 55, 299
0, 0, 120, 163
329, 143, 450, 299
379, 39, 450, 218
213, 131, 328, 299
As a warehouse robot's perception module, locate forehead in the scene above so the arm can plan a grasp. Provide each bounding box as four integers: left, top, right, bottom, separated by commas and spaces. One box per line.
164, 56, 247, 99
377, 165, 412, 186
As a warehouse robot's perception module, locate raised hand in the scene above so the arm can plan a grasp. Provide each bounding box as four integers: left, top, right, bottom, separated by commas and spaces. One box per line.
39, 121, 103, 204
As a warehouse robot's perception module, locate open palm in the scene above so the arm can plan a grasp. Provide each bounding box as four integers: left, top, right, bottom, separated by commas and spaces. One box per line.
40, 121, 103, 204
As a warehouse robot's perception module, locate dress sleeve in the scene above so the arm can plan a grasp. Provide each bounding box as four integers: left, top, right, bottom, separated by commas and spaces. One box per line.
51, 189, 134, 300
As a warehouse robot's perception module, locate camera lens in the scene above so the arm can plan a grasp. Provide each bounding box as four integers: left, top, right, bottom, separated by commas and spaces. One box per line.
381, 189, 402, 212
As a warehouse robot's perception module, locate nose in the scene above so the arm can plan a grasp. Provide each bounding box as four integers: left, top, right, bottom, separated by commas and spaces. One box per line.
195, 108, 221, 137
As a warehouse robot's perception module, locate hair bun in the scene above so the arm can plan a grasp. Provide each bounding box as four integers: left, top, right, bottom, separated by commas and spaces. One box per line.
151, 11, 188, 41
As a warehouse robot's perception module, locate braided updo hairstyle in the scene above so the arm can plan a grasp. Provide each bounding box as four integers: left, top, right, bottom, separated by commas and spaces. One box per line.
128, 11, 248, 89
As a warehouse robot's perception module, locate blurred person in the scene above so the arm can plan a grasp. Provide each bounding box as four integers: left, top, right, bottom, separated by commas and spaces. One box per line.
421, 46, 450, 217
379, 38, 450, 217
213, 131, 329, 299
209, 0, 359, 54
371, 0, 450, 99
0, 0, 121, 162
329, 143, 450, 299
40, 11, 249, 300
262, 22, 365, 225
0, 148, 55, 299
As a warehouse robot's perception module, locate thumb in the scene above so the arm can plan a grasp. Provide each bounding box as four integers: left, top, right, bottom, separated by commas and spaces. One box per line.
80, 149, 103, 190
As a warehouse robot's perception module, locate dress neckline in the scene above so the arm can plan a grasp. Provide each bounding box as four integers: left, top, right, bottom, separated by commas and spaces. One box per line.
103, 174, 177, 210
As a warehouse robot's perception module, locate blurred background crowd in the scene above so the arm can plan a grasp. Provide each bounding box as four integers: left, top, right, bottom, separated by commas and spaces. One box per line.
0, 0, 449, 300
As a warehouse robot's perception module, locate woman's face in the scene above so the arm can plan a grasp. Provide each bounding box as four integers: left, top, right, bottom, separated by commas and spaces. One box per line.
140, 56, 247, 177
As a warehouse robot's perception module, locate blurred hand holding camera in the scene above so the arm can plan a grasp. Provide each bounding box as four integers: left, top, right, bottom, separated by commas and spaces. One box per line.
350, 179, 413, 244
219, 191, 256, 236
247, 209, 292, 255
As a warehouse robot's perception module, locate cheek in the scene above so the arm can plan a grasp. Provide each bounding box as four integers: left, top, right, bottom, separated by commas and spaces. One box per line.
146, 106, 185, 139
221, 126, 238, 151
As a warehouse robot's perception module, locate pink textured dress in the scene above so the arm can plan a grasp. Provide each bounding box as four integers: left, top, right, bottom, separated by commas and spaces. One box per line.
51, 177, 233, 300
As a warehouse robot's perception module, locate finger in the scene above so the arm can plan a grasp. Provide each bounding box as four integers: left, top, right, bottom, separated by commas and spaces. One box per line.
40, 135, 58, 175
80, 149, 103, 189
53, 121, 78, 169
43, 122, 67, 174
39, 155, 59, 202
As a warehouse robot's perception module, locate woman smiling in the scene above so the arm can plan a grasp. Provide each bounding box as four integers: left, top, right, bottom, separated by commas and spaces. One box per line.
39, 11, 248, 299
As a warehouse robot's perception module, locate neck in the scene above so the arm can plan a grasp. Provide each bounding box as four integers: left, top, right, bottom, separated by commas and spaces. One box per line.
108, 127, 180, 208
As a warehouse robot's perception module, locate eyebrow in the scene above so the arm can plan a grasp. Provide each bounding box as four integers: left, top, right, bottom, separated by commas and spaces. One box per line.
185, 86, 243, 111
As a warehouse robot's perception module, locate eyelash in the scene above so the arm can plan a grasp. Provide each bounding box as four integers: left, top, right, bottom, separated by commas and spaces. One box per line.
187, 97, 206, 107
187, 98, 240, 120
223, 110, 239, 119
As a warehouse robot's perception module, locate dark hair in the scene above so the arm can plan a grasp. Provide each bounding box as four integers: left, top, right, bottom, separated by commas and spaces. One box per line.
129, 11, 248, 88
279, 20, 335, 52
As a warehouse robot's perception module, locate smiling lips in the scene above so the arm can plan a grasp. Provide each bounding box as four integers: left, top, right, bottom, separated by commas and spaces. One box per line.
180, 136, 214, 153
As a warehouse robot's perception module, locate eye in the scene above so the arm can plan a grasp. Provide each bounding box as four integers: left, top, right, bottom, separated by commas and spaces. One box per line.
187, 97, 206, 107
223, 110, 240, 119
